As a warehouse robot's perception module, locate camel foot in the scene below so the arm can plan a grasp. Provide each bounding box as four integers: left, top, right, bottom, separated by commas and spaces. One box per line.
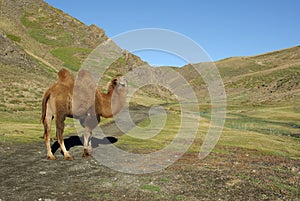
47, 155, 56, 160
64, 155, 74, 161
82, 149, 92, 158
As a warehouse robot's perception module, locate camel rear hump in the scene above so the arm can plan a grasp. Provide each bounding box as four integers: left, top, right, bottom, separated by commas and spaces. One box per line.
41, 69, 74, 123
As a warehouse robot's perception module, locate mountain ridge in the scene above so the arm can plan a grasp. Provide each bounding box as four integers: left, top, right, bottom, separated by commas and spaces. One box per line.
0, 0, 299, 110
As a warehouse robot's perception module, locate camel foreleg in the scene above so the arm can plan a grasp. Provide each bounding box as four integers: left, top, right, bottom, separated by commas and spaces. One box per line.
82, 127, 92, 158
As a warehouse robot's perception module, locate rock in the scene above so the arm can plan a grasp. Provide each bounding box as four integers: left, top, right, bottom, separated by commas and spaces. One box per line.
226, 179, 242, 187
291, 167, 299, 173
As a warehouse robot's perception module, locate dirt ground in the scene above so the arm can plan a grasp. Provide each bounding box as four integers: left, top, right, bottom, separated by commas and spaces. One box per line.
0, 139, 299, 201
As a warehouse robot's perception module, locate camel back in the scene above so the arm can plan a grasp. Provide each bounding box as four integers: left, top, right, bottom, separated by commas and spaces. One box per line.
72, 69, 97, 117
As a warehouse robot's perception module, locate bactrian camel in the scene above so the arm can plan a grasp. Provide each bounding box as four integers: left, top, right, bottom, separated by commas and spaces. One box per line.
41, 68, 127, 160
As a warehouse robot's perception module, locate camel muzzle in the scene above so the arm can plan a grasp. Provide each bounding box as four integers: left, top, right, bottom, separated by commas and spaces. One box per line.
119, 77, 126, 87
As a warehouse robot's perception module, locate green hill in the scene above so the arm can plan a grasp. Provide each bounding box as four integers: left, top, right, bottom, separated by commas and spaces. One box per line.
177, 46, 300, 106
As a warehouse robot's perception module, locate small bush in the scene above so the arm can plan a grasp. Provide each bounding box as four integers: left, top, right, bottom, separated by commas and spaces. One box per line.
6, 34, 21, 43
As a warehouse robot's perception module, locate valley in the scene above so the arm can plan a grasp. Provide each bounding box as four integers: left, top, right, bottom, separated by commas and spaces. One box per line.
0, 0, 299, 200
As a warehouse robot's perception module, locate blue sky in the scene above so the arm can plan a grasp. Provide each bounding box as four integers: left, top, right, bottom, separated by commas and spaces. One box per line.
44, 0, 300, 66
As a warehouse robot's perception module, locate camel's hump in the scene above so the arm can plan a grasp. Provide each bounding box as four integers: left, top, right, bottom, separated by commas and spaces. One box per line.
58, 68, 74, 82
72, 69, 97, 117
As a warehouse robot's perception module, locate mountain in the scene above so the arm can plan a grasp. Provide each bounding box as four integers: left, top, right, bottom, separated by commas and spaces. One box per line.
0, 0, 146, 112
0, 0, 146, 70
0, 0, 299, 114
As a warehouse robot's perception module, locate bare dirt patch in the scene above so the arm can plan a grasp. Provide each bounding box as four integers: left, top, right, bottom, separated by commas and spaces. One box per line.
0, 140, 299, 201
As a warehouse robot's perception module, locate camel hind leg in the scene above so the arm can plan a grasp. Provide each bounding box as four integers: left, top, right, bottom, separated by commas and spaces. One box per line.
43, 110, 56, 160
55, 115, 74, 160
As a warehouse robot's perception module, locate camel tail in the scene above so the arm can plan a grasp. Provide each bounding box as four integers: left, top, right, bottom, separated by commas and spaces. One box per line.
41, 90, 51, 124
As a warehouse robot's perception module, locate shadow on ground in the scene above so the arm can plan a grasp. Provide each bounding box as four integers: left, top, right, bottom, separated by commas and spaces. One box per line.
51, 136, 118, 155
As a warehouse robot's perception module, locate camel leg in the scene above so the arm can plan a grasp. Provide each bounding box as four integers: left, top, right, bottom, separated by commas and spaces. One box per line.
55, 116, 73, 160
43, 115, 56, 160
82, 127, 92, 158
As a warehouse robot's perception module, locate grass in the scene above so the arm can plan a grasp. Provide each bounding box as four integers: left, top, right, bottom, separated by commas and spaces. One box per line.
22, 11, 73, 47
51, 47, 92, 71
226, 114, 297, 136
115, 103, 300, 159
0, 122, 43, 143
217, 57, 269, 78
115, 113, 181, 153
0, 110, 77, 143
0, 64, 55, 113
140, 184, 161, 192
6, 33, 21, 43
228, 65, 300, 89
218, 127, 300, 158
29, 28, 72, 47
225, 105, 300, 136
1, 103, 299, 160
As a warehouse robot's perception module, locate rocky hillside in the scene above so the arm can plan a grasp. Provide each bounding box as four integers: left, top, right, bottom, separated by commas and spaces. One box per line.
217, 46, 300, 105
0, 30, 36, 67
0, 0, 147, 112
0, 31, 54, 112
0, 0, 146, 71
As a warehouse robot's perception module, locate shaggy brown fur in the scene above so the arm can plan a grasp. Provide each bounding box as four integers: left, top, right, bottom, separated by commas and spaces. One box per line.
41, 69, 127, 160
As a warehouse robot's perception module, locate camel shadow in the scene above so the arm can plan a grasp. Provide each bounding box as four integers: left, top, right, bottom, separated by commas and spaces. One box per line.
51, 135, 118, 155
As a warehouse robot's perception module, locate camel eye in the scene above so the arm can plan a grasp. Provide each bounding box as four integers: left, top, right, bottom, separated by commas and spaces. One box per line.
113, 79, 118, 85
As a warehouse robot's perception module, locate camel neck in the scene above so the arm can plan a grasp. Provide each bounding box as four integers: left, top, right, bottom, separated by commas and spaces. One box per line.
98, 89, 126, 118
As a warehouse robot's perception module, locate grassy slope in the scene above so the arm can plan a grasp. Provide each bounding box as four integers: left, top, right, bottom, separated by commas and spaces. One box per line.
114, 105, 300, 160
2, 95, 299, 160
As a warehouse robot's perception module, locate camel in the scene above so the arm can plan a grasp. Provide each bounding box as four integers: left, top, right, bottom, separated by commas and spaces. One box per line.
41, 68, 127, 160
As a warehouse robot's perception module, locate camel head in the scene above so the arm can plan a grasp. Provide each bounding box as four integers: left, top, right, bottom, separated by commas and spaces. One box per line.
103, 74, 127, 117
108, 74, 128, 94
